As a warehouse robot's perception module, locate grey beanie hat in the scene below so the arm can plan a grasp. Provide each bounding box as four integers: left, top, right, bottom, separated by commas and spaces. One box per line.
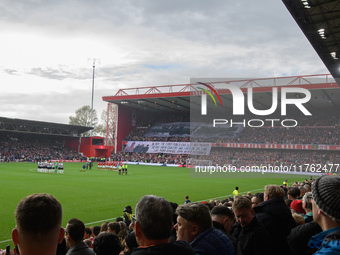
312, 175, 340, 221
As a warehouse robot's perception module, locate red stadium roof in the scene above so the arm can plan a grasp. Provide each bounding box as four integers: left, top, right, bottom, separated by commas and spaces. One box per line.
103, 74, 340, 113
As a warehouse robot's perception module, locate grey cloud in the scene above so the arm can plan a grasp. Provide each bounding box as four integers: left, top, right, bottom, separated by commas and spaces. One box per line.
27, 67, 90, 80
4, 69, 19, 75
0, 0, 300, 46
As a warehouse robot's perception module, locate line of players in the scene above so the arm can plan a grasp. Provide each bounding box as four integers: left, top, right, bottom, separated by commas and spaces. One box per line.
118, 163, 128, 175
37, 161, 64, 170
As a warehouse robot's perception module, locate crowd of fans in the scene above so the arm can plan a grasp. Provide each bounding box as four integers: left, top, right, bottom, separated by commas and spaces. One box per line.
4, 175, 340, 255
216, 126, 340, 145
125, 113, 189, 142
111, 110, 340, 171
111, 148, 340, 171
126, 126, 340, 145
0, 134, 87, 162
111, 151, 188, 165
195, 148, 340, 168
124, 111, 340, 145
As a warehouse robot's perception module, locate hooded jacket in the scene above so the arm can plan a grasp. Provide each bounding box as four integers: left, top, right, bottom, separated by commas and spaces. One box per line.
308, 227, 340, 254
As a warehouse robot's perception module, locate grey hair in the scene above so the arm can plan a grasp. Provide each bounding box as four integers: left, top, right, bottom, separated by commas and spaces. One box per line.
135, 195, 173, 240
302, 192, 313, 210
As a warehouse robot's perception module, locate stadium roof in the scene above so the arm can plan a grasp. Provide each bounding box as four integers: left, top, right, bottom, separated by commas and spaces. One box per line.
103, 74, 340, 113
0, 117, 92, 137
283, 0, 340, 84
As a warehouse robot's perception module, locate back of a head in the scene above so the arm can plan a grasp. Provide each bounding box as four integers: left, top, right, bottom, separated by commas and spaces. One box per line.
285, 198, 293, 208
176, 203, 212, 232
312, 175, 340, 223
92, 226, 101, 237
108, 222, 121, 234
100, 222, 109, 232
170, 202, 178, 213
93, 232, 121, 255
135, 195, 173, 240
211, 205, 234, 220
85, 227, 92, 237
254, 193, 264, 203
302, 192, 313, 210
15, 193, 62, 238
118, 221, 128, 239
125, 231, 138, 251
265, 185, 285, 199
304, 184, 311, 192
299, 186, 306, 193
124, 205, 132, 214
115, 217, 123, 222
67, 218, 85, 243
232, 196, 252, 210
288, 187, 300, 199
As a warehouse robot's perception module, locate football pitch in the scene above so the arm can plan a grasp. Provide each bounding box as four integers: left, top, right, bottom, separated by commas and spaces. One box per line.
0, 162, 308, 248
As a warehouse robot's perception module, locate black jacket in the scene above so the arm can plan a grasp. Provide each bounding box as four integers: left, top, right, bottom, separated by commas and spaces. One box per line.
130, 240, 194, 255
231, 217, 273, 255
287, 221, 322, 255
254, 197, 296, 255
66, 242, 95, 255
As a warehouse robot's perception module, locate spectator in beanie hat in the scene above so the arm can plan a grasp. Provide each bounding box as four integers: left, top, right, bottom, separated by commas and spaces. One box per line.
308, 175, 340, 254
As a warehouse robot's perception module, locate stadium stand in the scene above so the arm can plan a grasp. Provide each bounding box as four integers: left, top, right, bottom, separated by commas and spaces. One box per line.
110, 110, 340, 171
122, 111, 340, 144
0, 132, 86, 162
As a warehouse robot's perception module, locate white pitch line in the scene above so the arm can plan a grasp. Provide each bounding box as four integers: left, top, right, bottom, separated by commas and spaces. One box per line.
84, 218, 117, 225
0, 239, 11, 244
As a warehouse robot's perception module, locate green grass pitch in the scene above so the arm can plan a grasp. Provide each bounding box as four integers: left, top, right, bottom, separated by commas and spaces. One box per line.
0, 162, 308, 248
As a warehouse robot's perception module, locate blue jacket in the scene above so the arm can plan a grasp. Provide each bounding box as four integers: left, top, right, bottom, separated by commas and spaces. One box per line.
191, 227, 234, 255
308, 227, 340, 254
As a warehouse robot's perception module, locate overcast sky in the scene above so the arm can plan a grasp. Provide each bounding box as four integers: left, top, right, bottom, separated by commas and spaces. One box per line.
0, 0, 329, 124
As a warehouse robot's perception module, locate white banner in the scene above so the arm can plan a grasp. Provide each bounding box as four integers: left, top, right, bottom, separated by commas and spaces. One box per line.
123, 141, 211, 155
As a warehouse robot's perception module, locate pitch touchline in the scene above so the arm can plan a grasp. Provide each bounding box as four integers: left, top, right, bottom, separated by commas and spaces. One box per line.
194, 180, 300, 203
85, 218, 117, 225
